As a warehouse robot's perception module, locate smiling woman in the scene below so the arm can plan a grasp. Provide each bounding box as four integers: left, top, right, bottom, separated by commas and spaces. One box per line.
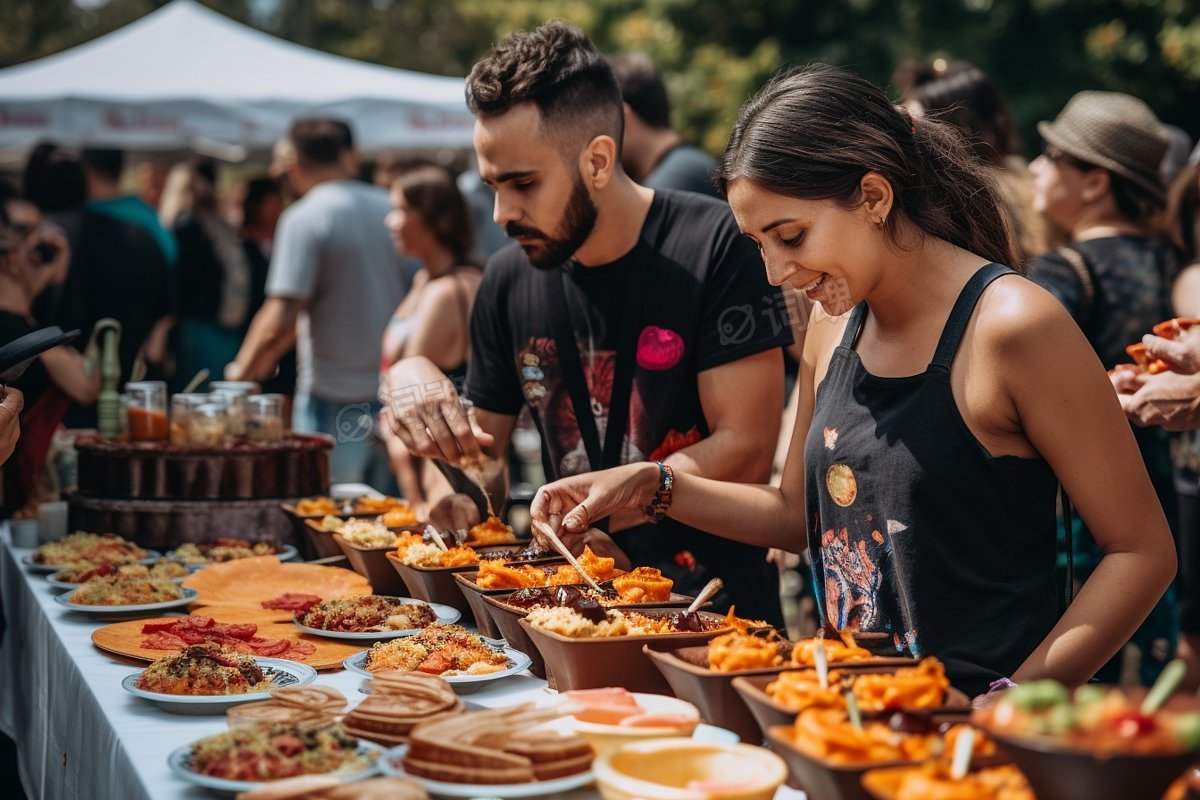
530, 63, 1178, 699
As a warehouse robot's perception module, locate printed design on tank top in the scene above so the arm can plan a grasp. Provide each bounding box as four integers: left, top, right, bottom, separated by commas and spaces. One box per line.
815, 435, 920, 657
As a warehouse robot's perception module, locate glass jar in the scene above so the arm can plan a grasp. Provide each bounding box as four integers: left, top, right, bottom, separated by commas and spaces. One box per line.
169, 393, 209, 447
188, 403, 227, 448
125, 381, 168, 442
245, 394, 285, 442
209, 382, 258, 438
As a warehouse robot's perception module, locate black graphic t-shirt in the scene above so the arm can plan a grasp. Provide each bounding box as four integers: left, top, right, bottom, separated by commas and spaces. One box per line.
467, 189, 793, 624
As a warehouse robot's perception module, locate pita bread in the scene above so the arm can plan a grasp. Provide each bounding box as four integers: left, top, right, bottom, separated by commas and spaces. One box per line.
184, 556, 371, 607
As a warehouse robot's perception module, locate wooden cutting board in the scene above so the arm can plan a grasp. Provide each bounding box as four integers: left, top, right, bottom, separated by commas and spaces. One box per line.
183, 555, 371, 607
91, 613, 365, 671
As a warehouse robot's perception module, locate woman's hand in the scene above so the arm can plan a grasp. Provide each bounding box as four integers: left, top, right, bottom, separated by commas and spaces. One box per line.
0, 387, 23, 464
382, 356, 493, 465
427, 492, 480, 534
1143, 333, 1200, 375
531, 462, 661, 535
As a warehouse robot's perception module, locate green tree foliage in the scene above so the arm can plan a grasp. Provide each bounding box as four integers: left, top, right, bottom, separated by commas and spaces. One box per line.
2, 0, 1196, 157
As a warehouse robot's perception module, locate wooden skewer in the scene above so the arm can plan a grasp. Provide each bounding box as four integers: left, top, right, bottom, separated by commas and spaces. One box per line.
530, 517, 605, 594
686, 577, 723, 614
424, 525, 449, 552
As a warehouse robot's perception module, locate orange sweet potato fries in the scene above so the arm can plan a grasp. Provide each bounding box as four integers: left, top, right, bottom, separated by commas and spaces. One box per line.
1111, 317, 1200, 376
767, 658, 950, 712
475, 546, 622, 589
788, 708, 993, 764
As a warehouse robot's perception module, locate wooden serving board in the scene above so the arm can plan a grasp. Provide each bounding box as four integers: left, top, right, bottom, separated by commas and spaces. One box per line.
183, 555, 371, 607
91, 614, 364, 671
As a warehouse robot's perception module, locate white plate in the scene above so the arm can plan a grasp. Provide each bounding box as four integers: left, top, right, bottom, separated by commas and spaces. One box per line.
293, 599, 461, 640
54, 586, 199, 616
45, 572, 187, 592
380, 743, 593, 797
168, 543, 299, 571
343, 645, 532, 684
167, 744, 380, 793
22, 549, 163, 574
121, 657, 317, 715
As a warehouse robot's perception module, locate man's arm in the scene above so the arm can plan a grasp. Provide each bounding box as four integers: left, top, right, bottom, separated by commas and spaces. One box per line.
607, 348, 785, 532
226, 297, 300, 382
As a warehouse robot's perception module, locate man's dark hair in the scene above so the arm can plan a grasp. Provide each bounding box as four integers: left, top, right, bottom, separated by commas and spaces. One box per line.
23, 143, 87, 212
288, 118, 354, 168
80, 147, 124, 182
606, 52, 671, 129
465, 21, 623, 150
241, 176, 281, 230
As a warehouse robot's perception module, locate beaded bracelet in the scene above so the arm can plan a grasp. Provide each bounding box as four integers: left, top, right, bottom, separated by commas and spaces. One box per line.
642, 461, 674, 524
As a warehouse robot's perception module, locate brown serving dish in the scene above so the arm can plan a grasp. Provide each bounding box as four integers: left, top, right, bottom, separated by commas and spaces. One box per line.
333, 534, 410, 596
731, 665, 967, 741
976, 688, 1200, 800
480, 592, 551, 679
302, 518, 346, 560
454, 571, 695, 642
385, 545, 546, 620
518, 610, 731, 695
765, 718, 979, 800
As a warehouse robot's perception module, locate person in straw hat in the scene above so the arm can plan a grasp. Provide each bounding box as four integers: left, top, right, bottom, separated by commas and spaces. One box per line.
1027, 90, 1179, 686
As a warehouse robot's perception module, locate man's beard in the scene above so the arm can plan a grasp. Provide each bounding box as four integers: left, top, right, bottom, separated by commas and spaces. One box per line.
505, 175, 597, 270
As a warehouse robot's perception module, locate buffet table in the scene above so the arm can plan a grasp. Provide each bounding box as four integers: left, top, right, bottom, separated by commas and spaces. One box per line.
0, 523, 804, 800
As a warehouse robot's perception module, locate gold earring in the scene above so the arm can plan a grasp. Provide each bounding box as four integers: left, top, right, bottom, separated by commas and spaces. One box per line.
875, 217, 886, 230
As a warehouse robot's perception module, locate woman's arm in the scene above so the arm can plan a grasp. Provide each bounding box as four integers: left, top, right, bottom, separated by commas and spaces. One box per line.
39, 345, 99, 405
532, 305, 845, 550
989, 283, 1176, 685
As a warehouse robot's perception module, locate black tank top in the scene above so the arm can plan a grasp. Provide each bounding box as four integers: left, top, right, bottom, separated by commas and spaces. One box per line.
803, 263, 1059, 696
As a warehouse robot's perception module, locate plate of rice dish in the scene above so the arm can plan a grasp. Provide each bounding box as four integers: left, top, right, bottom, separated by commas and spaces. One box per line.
54, 576, 197, 615
46, 559, 189, 591
24, 531, 157, 572
293, 596, 460, 640
122, 641, 317, 713
167, 721, 379, 792
343, 624, 531, 684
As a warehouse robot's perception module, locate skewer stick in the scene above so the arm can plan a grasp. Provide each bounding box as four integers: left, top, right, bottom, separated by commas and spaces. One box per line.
845, 689, 863, 732
814, 643, 830, 689
950, 726, 976, 780
424, 525, 449, 552
530, 517, 605, 593
686, 578, 723, 614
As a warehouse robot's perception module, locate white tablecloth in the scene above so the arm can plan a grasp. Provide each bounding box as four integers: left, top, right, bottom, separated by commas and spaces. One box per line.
0, 524, 805, 800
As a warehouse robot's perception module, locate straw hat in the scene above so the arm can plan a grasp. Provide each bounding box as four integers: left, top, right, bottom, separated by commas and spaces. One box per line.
1037, 91, 1169, 201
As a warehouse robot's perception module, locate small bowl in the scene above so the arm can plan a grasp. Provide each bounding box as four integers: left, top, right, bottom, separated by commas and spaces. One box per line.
765, 724, 912, 800
302, 518, 347, 560
481, 593, 551, 679
564, 692, 700, 758
333, 534, 409, 596
593, 737, 787, 800
518, 610, 731, 695
385, 545, 536, 620
731, 667, 969, 741
978, 693, 1200, 800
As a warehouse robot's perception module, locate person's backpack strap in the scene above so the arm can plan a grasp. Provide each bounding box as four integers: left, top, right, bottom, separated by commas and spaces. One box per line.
1057, 246, 1095, 326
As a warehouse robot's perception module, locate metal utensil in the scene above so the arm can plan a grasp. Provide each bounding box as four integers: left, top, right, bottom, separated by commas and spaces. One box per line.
530, 517, 605, 594
686, 577, 723, 614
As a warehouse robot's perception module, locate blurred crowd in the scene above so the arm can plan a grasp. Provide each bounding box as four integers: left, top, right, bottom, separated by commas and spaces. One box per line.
3, 43, 1200, 685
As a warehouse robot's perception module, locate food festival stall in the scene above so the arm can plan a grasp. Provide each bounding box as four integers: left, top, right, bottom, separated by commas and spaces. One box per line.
0, 0, 475, 159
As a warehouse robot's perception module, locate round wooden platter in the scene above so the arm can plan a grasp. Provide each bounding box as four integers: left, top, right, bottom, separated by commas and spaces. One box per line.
182, 555, 372, 607
91, 614, 364, 671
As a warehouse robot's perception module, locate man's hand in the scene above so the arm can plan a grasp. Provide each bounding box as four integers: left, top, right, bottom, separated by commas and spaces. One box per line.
383, 357, 493, 466
1143, 333, 1200, 375
0, 387, 23, 464
427, 493, 481, 535
1118, 370, 1200, 431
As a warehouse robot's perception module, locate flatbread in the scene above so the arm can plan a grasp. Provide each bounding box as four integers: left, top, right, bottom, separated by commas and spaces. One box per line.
184, 556, 371, 607
91, 614, 363, 671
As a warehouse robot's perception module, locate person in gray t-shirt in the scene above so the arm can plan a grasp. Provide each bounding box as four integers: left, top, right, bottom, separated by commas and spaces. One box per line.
606, 52, 720, 199
227, 118, 408, 486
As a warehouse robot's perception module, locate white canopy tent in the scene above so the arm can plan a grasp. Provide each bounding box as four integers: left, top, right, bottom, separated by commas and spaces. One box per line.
0, 0, 476, 158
